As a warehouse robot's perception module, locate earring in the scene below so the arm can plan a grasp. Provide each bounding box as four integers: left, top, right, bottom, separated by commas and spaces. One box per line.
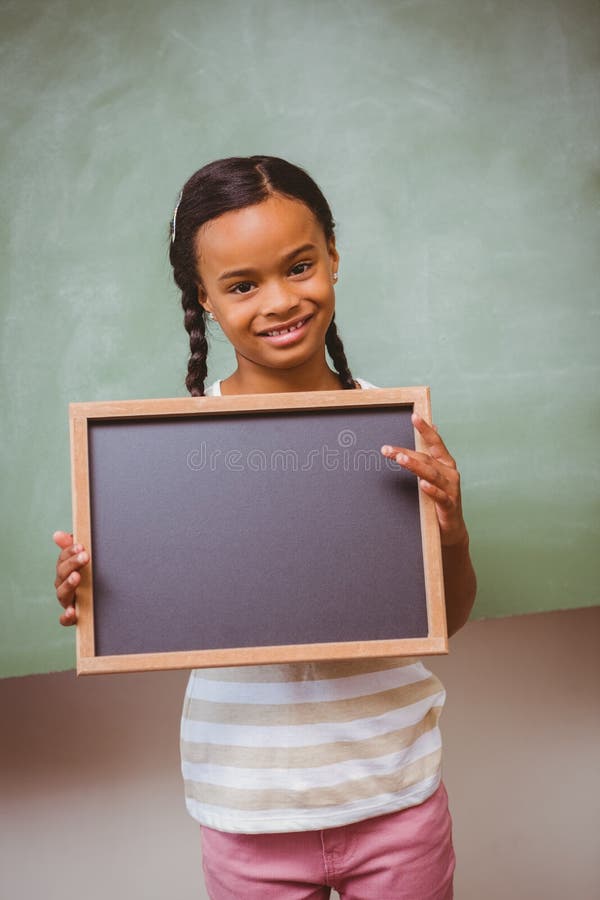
208, 311, 216, 321
333, 272, 339, 283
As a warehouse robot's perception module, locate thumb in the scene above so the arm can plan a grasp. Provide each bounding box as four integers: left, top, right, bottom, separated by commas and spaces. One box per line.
53, 530, 74, 549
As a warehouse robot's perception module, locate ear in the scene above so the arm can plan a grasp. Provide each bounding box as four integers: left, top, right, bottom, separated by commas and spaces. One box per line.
327, 236, 339, 275
196, 282, 212, 316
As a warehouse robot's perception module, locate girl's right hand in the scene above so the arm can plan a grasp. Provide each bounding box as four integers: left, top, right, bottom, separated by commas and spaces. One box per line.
53, 530, 90, 626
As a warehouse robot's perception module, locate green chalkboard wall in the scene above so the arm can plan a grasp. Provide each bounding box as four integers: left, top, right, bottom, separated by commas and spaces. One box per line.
2, 0, 599, 677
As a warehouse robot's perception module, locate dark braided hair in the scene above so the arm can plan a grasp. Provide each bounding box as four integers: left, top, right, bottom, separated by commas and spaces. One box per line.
168, 156, 356, 396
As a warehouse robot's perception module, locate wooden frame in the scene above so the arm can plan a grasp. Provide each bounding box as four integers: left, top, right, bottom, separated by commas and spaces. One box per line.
69, 386, 447, 675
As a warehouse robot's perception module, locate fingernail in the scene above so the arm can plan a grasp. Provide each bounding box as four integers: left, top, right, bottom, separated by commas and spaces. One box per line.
381, 445, 392, 455
68, 573, 78, 584
77, 552, 87, 563
397, 454, 409, 464
73, 543, 82, 553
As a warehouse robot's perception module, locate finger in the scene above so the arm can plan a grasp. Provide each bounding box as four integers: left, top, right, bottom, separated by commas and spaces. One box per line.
55, 568, 82, 609
59, 604, 78, 627
419, 480, 468, 546
53, 530, 73, 546
54, 531, 82, 562
411, 413, 456, 468
54, 532, 82, 572
418, 479, 455, 509
381, 447, 454, 491
55, 546, 89, 589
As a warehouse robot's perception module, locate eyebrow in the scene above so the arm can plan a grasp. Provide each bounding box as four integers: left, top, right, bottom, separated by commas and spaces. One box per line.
217, 243, 318, 282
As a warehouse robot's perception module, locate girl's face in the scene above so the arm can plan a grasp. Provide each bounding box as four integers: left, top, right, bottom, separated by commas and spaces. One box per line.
194, 193, 339, 384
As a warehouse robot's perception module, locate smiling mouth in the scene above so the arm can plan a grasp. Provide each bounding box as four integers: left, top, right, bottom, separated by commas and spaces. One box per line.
259, 315, 313, 341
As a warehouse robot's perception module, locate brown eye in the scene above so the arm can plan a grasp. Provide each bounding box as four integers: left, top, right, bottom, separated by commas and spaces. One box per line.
290, 262, 312, 276
232, 281, 254, 294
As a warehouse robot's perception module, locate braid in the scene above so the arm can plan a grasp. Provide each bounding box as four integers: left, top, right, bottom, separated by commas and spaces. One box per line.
325, 314, 356, 389
180, 283, 208, 397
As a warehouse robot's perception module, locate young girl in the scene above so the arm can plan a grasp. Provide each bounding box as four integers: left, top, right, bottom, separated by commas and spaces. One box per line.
53, 155, 477, 899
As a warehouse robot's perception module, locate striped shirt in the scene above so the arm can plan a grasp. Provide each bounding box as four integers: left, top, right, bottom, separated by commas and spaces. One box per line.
180, 377, 446, 834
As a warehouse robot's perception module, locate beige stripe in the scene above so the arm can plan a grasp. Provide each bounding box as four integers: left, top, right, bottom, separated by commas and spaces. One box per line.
184, 748, 442, 811
182, 705, 442, 769
192, 657, 419, 683
185, 675, 442, 726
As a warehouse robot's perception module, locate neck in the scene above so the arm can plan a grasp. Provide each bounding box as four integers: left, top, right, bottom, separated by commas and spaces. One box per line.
220, 357, 346, 395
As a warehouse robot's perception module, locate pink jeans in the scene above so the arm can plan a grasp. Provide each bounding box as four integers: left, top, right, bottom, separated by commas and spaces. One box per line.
200, 781, 455, 899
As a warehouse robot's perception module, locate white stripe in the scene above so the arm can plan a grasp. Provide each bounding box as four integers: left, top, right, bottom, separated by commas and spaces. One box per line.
181, 690, 445, 747
186, 662, 431, 705
182, 726, 441, 790
185, 771, 442, 833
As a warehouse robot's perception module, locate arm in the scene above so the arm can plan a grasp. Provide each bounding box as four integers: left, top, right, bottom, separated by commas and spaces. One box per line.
441, 530, 477, 637
381, 413, 477, 638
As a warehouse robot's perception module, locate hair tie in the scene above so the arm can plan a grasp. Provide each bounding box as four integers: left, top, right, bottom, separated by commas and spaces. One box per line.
170, 189, 183, 244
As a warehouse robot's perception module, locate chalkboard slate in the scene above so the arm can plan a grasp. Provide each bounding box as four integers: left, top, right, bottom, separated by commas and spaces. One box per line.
70, 388, 447, 674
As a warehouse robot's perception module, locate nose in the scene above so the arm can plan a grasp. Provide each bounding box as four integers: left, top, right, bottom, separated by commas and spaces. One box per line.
261, 278, 301, 319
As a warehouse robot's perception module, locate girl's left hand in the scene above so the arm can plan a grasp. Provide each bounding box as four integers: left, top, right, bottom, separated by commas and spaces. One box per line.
381, 412, 468, 547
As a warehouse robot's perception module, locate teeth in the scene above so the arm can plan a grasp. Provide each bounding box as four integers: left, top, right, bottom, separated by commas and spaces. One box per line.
266, 318, 306, 337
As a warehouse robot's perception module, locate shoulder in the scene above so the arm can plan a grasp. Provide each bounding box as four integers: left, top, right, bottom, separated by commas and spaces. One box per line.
204, 380, 221, 396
